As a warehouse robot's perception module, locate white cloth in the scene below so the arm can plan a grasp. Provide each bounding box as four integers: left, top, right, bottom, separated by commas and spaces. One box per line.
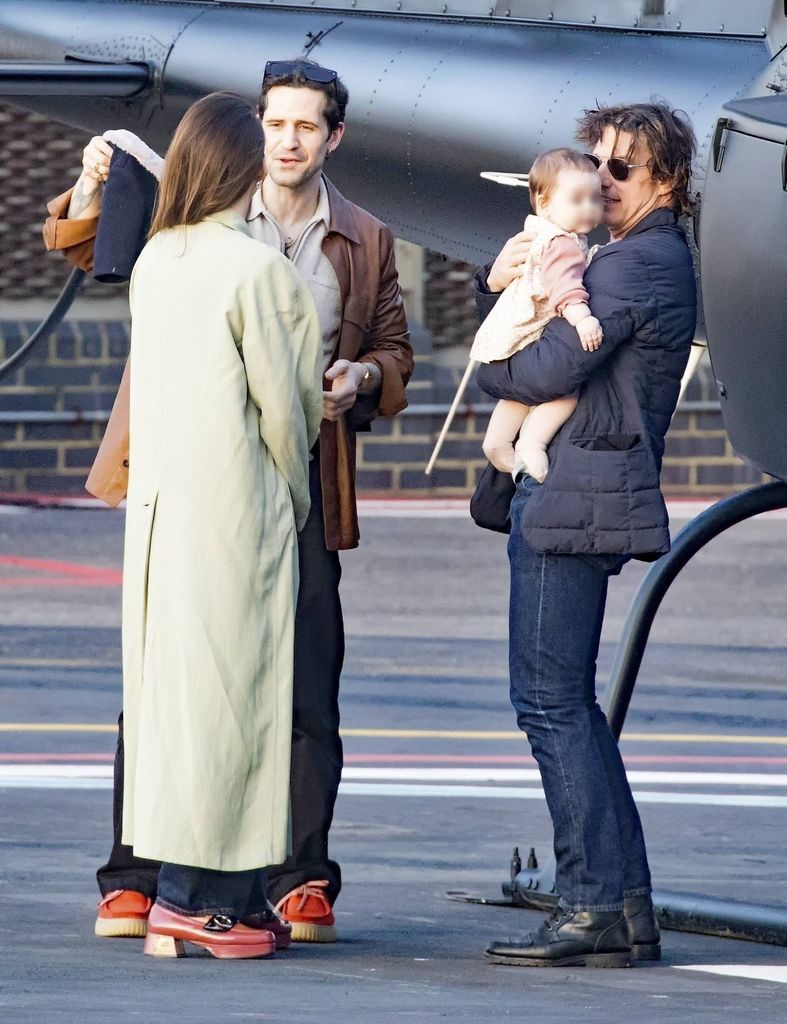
470, 214, 592, 364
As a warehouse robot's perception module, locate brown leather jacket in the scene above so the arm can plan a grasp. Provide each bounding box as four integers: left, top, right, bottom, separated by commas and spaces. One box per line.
44, 177, 413, 550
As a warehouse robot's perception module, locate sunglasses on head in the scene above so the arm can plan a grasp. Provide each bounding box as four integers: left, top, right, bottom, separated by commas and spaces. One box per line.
263, 60, 338, 85
584, 153, 649, 182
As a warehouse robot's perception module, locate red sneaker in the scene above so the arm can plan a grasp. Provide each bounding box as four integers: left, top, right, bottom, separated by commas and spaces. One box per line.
275, 880, 336, 943
95, 889, 152, 938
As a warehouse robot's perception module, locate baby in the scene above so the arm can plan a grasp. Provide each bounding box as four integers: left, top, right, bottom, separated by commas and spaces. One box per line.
473, 148, 603, 482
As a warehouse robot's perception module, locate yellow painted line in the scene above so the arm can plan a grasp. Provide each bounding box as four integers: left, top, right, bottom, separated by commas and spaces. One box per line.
0, 724, 786, 746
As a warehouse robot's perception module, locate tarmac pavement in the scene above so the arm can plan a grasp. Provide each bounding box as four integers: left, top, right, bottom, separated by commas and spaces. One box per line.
1, 502, 787, 1022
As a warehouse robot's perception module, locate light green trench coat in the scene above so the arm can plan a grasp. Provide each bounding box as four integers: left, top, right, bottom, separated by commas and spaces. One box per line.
121, 210, 323, 871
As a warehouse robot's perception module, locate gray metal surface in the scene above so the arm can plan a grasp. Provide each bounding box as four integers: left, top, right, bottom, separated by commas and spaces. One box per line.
700, 97, 787, 481
222, 0, 777, 39
0, 0, 777, 264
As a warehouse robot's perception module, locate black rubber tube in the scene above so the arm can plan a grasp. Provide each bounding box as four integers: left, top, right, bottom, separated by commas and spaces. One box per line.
602, 480, 787, 738
0, 267, 85, 381
653, 890, 787, 946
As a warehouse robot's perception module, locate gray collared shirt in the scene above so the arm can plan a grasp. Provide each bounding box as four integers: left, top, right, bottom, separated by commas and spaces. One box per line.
247, 178, 342, 370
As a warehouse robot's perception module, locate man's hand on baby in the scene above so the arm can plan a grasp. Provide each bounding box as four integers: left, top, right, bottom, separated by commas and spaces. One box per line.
487, 229, 537, 293
577, 316, 603, 352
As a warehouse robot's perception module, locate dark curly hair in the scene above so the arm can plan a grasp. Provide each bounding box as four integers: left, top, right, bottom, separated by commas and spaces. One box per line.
575, 101, 696, 215
258, 58, 348, 133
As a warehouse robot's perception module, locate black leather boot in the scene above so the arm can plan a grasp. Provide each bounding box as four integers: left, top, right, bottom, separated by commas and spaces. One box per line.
484, 906, 632, 968
624, 893, 661, 961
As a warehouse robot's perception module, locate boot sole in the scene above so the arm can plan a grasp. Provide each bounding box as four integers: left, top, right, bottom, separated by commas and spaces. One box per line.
632, 942, 661, 962
143, 931, 275, 960
95, 916, 148, 938
485, 951, 632, 968
289, 921, 337, 943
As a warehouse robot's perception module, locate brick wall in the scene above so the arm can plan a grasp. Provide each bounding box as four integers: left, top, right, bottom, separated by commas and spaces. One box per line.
0, 320, 125, 494
354, 393, 772, 498
0, 316, 771, 497
0, 101, 125, 300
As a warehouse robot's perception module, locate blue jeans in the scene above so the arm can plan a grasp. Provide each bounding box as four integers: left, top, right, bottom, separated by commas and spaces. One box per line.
157, 864, 269, 918
507, 476, 652, 911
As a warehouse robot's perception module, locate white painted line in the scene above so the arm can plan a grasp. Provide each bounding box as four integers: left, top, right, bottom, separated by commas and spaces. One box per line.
338, 784, 787, 807
3, 766, 787, 806
4, 765, 787, 787
675, 965, 787, 984
0, 765, 111, 778
0, 776, 112, 789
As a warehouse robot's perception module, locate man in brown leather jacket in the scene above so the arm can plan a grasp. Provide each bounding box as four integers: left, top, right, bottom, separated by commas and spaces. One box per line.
45, 60, 413, 944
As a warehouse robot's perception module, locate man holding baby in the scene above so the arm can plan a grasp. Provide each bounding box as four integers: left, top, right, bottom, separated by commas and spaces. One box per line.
475, 102, 697, 967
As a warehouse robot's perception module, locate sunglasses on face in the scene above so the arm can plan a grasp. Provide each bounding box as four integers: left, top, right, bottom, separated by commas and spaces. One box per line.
584, 153, 649, 182
263, 60, 338, 85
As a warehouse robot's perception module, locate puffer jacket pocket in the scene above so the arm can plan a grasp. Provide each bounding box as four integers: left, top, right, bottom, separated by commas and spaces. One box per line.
564, 434, 653, 535
521, 431, 665, 554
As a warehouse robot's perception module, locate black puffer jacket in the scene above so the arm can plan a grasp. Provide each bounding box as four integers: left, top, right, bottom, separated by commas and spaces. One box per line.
475, 208, 697, 559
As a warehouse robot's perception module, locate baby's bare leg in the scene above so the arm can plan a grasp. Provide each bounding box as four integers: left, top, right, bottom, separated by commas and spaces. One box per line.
515, 395, 578, 482
482, 399, 530, 474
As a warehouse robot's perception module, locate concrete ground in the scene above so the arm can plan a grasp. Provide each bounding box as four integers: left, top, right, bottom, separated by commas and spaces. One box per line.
1, 501, 786, 1022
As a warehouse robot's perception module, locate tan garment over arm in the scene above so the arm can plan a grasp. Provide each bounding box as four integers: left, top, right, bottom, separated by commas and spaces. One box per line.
42, 187, 98, 272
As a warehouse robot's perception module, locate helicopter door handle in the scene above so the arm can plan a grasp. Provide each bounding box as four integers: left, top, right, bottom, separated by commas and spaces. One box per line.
712, 117, 734, 172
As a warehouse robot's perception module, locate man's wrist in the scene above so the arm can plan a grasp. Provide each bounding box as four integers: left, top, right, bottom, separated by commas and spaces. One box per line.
355, 361, 381, 393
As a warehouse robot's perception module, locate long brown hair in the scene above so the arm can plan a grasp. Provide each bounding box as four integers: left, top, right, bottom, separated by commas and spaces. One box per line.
148, 92, 263, 237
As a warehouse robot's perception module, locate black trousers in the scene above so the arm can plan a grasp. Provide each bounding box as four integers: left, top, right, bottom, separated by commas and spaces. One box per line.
157, 864, 269, 919
97, 459, 346, 905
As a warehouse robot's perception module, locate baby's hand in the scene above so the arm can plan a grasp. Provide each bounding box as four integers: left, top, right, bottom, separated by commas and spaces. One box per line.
577, 316, 603, 352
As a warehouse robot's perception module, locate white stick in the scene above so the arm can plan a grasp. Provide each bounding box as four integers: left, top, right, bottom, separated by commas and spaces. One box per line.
677, 342, 706, 407
425, 358, 478, 475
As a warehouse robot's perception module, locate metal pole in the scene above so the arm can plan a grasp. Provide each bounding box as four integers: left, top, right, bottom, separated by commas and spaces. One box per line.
603, 480, 787, 738
0, 61, 150, 97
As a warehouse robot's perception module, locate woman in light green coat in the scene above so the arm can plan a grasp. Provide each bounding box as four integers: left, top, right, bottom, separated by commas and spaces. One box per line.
121, 93, 323, 960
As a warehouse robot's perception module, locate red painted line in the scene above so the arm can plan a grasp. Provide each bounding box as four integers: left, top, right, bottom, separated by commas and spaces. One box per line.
0, 555, 120, 578
343, 753, 787, 766
0, 555, 122, 588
